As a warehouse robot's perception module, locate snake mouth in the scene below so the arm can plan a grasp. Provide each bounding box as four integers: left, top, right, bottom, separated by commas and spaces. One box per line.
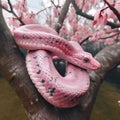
80, 67, 87, 71
90, 60, 101, 70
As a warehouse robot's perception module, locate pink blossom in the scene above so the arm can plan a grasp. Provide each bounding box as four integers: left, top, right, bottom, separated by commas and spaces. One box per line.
83, 2, 90, 11
60, 25, 68, 36
8, 17, 20, 27
89, 36, 96, 41
104, 38, 115, 45
93, 9, 108, 26
13, 0, 28, 12
6, 0, 38, 32
106, 0, 115, 4
99, 0, 120, 20
90, 0, 95, 3
105, 26, 118, 33
90, 0, 100, 5
82, 25, 92, 36
75, 0, 101, 10
2, 1, 8, 9
93, 0, 120, 26
8, 17, 21, 32
13, 0, 21, 10
89, 30, 105, 42
106, 8, 115, 19
13, 0, 28, 17
89, 33, 98, 41
53, 8, 58, 18
22, 12, 37, 24
67, 29, 74, 38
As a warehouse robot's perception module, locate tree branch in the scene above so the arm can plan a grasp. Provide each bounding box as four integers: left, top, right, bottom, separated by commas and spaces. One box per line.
103, 0, 120, 21
36, 6, 52, 15
80, 36, 91, 45
51, 0, 61, 8
0, 0, 25, 25
99, 31, 120, 40
0, 1, 56, 120
78, 41, 120, 119
54, 0, 71, 33
71, 0, 120, 28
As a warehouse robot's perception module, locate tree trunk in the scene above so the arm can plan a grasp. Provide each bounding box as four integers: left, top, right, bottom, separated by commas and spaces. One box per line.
0, 1, 120, 120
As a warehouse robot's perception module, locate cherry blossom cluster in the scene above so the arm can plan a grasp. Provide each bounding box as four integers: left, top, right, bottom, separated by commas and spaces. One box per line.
1, 0, 38, 31
59, 6, 92, 43
93, 0, 120, 26
74, 0, 101, 11
89, 27, 120, 45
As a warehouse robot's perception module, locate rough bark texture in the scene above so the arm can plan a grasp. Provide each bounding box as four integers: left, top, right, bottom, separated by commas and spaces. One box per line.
0, 0, 120, 120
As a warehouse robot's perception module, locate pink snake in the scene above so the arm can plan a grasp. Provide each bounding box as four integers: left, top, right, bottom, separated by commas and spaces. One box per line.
14, 24, 100, 108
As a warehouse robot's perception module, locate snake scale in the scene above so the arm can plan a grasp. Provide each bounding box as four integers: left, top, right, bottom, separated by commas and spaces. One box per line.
14, 24, 100, 108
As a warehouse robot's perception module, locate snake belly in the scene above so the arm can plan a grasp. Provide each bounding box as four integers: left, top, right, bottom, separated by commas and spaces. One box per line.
14, 24, 100, 108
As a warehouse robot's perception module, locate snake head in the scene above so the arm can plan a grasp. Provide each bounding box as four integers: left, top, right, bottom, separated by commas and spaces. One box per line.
73, 52, 101, 71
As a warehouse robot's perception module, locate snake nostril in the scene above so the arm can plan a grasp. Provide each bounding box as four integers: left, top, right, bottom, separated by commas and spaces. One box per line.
83, 57, 89, 63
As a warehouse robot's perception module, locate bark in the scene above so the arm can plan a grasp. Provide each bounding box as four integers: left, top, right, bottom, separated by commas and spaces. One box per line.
54, 0, 71, 33
0, 1, 48, 119
0, 1, 120, 120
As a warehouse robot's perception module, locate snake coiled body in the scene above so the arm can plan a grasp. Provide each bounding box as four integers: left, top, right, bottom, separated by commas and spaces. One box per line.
14, 24, 100, 108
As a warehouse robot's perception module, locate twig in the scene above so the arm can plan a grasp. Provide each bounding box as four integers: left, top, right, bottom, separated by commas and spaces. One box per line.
0, 0, 25, 25
0, 4, 11, 12
80, 31, 120, 45
7, 0, 25, 25
7, 0, 13, 11
99, 31, 120, 40
36, 6, 52, 15
51, 0, 61, 8
80, 36, 91, 45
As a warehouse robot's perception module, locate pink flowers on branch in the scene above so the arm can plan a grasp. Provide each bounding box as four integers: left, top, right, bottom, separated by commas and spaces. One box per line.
73, 0, 120, 45
74, 0, 100, 11
93, 0, 120, 26
59, 6, 92, 43
1, 0, 38, 30
1, 0, 120, 46
89, 27, 120, 45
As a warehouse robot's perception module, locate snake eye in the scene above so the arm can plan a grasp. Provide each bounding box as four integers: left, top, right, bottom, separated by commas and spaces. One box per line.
83, 57, 89, 63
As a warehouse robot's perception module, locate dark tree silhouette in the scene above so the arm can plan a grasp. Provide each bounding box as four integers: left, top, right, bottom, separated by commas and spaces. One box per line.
0, 0, 120, 120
